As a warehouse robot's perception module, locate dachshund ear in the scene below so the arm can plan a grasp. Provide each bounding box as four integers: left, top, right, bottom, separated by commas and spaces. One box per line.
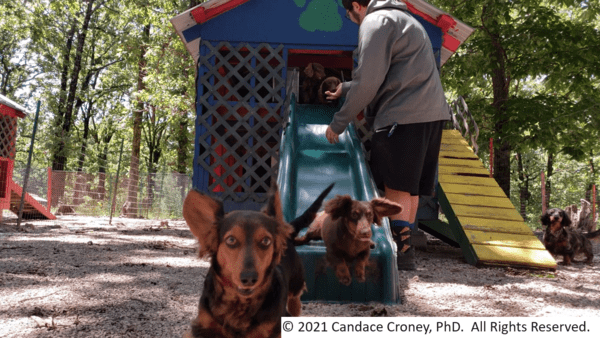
314, 63, 326, 79
262, 182, 293, 264
262, 182, 286, 225
325, 195, 353, 221
304, 63, 314, 78
540, 211, 550, 226
183, 189, 224, 258
371, 198, 403, 225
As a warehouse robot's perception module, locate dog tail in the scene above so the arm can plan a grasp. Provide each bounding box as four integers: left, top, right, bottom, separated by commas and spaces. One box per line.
289, 183, 335, 237
586, 229, 600, 244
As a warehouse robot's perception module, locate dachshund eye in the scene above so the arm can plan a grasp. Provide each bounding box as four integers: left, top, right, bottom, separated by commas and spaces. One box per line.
259, 237, 272, 248
351, 211, 360, 219
225, 236, 238, 247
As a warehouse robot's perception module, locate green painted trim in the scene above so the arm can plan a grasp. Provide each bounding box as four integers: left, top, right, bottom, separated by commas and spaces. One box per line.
418, 220, 459, 247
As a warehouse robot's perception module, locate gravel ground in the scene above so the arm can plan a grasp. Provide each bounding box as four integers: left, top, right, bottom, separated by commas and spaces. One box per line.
1, 215, 599, 337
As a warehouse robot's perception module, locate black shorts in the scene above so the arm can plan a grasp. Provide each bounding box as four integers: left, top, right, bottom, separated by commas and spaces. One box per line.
369, 120, 445, 196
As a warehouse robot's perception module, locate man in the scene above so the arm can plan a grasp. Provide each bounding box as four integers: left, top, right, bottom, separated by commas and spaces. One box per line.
325, 0, 450, 270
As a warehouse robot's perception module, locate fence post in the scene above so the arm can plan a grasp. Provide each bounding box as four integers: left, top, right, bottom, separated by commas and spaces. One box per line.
541, 171, 546, 216
109, 139, 125, 225
47, 167, 52, 213
17, 101, 41, 228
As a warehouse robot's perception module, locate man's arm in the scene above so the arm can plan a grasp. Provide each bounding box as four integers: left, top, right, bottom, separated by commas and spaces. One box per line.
328, 15, 394, 136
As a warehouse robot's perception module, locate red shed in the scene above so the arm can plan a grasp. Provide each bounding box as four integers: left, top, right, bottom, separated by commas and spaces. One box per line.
0, 95, 55, 220
0, 94, 26, 211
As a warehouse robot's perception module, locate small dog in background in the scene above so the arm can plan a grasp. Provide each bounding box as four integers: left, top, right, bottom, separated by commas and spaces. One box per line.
301, 63, 326, 104
295, 195, 402, 285
541, 207, 599, 265
318, 76, 342, 107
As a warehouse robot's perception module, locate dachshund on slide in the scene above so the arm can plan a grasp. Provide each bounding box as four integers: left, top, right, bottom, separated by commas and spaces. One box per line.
541, 207, 599, 265
182, 183, 334, 338
295, 195, 402, 286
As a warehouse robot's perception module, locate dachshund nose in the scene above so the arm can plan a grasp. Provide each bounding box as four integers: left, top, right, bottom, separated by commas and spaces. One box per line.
240, 270, 258, 287
359, 227, 372, 237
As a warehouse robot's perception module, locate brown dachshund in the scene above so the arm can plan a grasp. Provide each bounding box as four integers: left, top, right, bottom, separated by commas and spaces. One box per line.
301, 63, 326, 104
295, 195, 402, 286
182, 183, 333, 338
318, 76, 342, 107
541, 207, 599, 265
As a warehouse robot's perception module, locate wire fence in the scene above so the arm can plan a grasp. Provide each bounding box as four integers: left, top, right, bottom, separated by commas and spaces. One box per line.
7, 157, 192, 221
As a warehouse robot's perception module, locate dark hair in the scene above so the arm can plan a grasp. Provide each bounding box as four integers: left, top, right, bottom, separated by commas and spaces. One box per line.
342, 0, 371, 11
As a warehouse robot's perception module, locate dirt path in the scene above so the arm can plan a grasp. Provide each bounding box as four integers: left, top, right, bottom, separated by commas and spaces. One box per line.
1, 216, 599, 337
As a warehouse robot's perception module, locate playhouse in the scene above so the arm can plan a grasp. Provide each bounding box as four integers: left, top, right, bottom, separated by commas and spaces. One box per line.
171, 0, 473, 211
169, 0, 485, 304
0, 94, 25, 213
0, 94, 55, 221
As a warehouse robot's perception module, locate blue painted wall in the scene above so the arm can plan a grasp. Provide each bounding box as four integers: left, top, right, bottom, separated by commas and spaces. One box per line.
183, 0, 442, 54
189, 0, 444, 211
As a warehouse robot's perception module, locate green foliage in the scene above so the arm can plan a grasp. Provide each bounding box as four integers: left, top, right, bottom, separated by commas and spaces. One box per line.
433, 0, 600, 206
2, 0, 196, 177
2, 0, 599, 222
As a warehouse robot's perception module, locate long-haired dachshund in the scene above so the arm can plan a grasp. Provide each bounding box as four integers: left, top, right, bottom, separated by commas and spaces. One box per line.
318, 76, 342, 107
541, 207, 599, 265
183, 183, 334, 338
295, 195, 402, 286
300, 63, 326, 104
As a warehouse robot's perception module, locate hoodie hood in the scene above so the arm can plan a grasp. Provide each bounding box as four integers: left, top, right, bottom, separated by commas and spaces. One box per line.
366, 0, 408, 15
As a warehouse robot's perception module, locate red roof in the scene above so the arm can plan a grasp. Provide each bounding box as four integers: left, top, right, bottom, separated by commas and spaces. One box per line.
0, 94, 27, 118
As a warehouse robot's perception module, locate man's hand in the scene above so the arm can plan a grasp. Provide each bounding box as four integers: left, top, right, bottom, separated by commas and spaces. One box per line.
326, 126, 340, 144
325, 83, 342, 101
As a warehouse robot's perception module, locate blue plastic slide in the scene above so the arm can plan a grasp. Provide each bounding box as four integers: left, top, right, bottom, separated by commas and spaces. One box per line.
277, 94, 401, 304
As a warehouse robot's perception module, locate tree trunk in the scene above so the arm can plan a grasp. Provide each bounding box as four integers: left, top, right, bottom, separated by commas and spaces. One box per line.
50, 22, 77, 207
96, 132, 113, 201
484, 4, 512, 197
516, 153, 529, 221
53, 0, 95, 172
586, 151, 595, 202
73, 103, 93, 205
125, 24, 150, 218
545, 152, 554, 210
176, 116, 190, 201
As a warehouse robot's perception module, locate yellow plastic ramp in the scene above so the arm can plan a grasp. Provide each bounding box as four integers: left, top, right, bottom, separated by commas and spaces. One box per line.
435, 130, 556, 270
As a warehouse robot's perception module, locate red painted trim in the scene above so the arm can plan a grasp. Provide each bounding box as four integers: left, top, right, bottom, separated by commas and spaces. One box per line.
405, 2, 460, 54
404, 1, 437, 27
288, 49, 348, 55
191, 0, 251, 24
0, 104, 25, 119
288, 54, 353, 69
442, 34, 460, 52
436, 14, 456, 34
0, 158, 12, 205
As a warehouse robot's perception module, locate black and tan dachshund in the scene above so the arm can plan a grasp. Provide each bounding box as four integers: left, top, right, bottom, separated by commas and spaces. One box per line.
541, 207, 599, 265
182, 183, 334, 338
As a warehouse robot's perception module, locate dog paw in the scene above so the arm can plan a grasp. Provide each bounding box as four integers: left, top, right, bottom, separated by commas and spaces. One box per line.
338, 275, 352, 286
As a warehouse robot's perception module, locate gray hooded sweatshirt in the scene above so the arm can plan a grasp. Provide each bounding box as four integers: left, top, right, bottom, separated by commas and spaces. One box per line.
329, 0, 450, 134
